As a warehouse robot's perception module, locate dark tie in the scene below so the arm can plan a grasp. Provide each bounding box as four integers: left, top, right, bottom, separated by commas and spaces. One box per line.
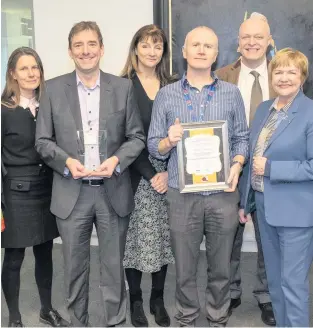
250, 70, 263, 126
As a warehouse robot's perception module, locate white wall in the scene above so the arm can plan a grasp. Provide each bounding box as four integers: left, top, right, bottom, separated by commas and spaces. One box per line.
32, 0, 153, 245
33, 0, 153, 79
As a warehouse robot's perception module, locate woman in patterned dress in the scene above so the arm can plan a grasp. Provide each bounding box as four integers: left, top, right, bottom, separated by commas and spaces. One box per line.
121, 25, 176, 327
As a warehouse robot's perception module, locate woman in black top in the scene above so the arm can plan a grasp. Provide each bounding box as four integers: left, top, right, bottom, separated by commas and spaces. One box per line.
121, 25, 176, 327
1, 47, 68, 327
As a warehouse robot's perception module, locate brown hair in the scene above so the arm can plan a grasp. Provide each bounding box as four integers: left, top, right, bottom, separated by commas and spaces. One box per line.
68, 21, 103, 49
269, 48, 309, 84
1, 47, 44, 108
120, 24, 176, 86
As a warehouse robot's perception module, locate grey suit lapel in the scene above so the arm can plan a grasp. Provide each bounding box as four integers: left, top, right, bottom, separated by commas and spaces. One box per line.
99, 71, 113, 131
65, 71, 83, 132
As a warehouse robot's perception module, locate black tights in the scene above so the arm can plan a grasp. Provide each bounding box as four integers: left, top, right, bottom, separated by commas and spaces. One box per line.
2, 240, 54, 321
125, 265, 168, 302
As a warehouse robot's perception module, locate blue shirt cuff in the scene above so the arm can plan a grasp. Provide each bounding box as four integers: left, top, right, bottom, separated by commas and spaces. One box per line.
63, 167, 70, 177
264, 160, 271, 177
114, 164, 121, 176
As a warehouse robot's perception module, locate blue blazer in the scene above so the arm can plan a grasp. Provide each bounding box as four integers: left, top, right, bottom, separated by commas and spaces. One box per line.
240, 91, 313, 227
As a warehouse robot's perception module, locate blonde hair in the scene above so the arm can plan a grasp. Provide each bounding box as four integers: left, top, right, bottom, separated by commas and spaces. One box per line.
269, 48, 309, 84
1, 47, 44, 108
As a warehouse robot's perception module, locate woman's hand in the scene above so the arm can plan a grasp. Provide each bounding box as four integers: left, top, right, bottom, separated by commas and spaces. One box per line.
150, 172, 168, 194
253, 156, 267, 176
238, 208, 252, 224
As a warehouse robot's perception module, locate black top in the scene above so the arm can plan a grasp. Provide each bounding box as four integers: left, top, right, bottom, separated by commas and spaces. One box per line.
129, 74, 158, 193
1, 104, 46, 175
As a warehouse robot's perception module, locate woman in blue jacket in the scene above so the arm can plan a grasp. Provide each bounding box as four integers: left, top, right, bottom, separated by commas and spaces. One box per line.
239, 48, 313, 327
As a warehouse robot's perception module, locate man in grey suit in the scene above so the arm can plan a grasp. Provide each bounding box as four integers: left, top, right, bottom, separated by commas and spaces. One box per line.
36, 21, 145, 327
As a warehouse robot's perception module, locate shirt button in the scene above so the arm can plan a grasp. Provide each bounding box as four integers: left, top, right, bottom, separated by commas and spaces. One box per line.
90, 128, 92, 130
88, 93, 90, 95
89, 111, 91, 114
34, 119, 36, 122
196, 90, 199, 94
39, 164, 42, 167
91, 147, 94, 149
200, 105, 204, 108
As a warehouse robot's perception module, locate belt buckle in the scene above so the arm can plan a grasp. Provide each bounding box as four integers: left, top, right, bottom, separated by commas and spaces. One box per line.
89, 180, 101, 187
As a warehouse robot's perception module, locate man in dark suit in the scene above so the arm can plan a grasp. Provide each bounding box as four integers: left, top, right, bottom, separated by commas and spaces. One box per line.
36, 21, 145, 327
215, 16, 276, 326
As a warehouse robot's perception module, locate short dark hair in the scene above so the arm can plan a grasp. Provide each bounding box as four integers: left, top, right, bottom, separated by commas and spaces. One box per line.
68, 21, 103, 49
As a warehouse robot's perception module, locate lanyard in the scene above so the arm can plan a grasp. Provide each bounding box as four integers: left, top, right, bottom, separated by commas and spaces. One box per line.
182, 79, 217, 122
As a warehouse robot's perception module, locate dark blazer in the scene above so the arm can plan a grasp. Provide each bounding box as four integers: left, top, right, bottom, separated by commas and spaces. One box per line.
35, 70, 145, 219
240, 91, 313, 227
215, 58, 277, 99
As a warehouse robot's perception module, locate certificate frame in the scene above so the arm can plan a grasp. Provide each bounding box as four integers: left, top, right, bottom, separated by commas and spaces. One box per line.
177, 120, 230, 193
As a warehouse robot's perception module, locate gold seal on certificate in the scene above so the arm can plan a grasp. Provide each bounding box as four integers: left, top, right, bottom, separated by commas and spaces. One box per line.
177, 121, 230, 193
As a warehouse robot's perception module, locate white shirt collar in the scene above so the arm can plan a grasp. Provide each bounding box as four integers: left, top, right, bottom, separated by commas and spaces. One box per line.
240, 58, 268, 78
76, 72, 100, 90
19, 95, 39, 109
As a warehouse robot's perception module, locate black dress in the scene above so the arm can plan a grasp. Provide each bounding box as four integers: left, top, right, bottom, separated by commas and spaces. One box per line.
1, 104, 59, 248
123, 75, 174, 272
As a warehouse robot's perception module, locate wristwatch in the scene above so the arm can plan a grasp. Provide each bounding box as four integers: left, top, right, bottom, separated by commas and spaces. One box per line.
232, 160, 243, 172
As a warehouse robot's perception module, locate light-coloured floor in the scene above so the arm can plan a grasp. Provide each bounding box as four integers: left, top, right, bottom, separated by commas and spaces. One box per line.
1, 245, 312, 327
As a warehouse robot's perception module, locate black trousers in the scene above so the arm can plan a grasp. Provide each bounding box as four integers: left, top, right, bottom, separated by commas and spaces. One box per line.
2, 240, 54, 321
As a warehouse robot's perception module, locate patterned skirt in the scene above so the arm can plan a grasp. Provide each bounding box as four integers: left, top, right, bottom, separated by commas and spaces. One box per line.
123, 157, 174, 273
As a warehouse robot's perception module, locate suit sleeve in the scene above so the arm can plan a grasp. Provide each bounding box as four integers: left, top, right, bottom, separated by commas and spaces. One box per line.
113, 81, 145, 173
268, 118, 313, 182
130, 149, 156, 181
1, 110, 7, 208
35, 85, 70, 175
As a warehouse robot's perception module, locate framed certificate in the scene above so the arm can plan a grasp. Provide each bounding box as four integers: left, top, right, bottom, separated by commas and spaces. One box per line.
177, 121, 230, 193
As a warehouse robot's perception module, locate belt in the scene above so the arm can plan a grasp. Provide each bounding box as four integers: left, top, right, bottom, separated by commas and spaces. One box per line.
82, 179, 104, 186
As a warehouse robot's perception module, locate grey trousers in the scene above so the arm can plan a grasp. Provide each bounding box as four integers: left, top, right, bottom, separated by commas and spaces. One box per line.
230, 211, 270, 304
56, 185, 129, 327
167, 188, 239, 326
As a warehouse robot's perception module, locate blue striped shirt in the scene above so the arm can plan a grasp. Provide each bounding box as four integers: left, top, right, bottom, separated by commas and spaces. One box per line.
147, 74, 249, 195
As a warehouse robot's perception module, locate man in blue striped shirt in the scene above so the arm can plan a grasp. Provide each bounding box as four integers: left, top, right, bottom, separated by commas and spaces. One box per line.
148, 26, 249, 327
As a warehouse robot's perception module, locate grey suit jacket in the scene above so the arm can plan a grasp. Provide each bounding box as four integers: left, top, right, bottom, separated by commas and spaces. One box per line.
35, 70, 145, 219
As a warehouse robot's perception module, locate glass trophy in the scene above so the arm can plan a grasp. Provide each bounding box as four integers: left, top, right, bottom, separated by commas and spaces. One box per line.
77, 129, 107, 171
